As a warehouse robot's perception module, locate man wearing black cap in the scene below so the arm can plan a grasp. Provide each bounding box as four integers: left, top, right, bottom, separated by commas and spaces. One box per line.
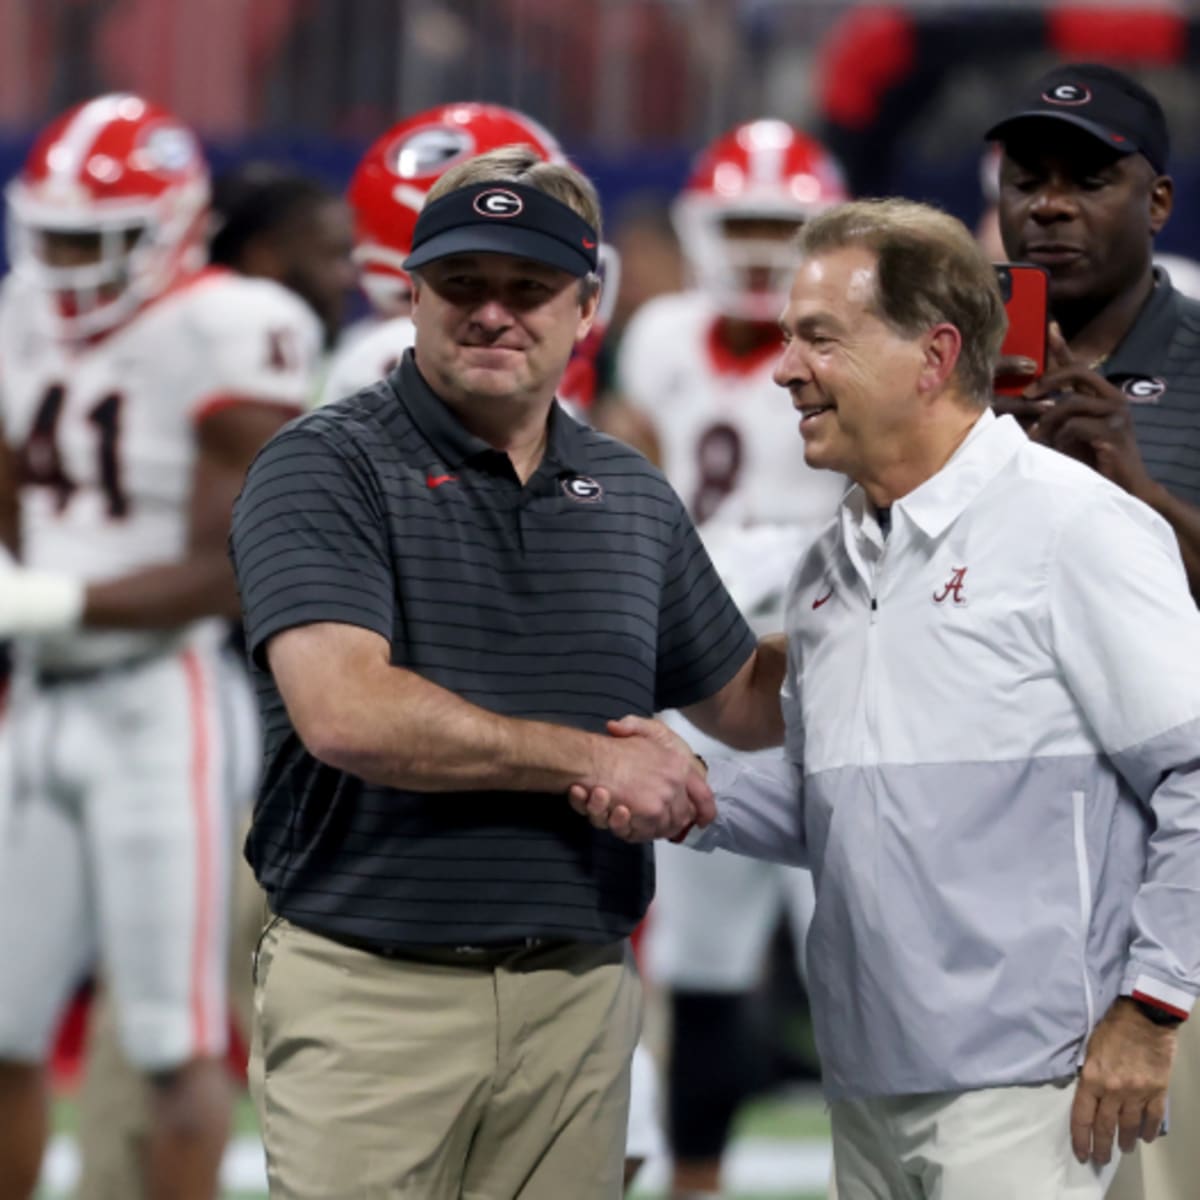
227, 146, 788, 1198
988, 63, 1200, 1200
988, 63, 1200, 597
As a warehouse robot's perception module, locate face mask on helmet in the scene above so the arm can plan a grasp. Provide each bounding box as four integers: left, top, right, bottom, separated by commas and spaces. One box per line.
672, 119, 848, 323
5, 93, 210, 339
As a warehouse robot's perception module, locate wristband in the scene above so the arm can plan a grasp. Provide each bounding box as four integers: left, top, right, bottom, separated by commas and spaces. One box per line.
0, 568, 86, 636
1131, 997, 1185, 1028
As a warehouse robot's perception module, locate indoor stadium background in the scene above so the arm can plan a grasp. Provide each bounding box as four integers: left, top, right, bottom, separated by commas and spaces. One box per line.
8, 2, 1199, 1196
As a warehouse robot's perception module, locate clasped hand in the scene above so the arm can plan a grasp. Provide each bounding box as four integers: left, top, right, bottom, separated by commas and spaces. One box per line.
568, 715, 711, 841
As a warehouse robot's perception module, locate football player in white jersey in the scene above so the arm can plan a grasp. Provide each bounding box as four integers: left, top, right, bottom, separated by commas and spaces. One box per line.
0, 94, 321, 1200
70, 161, 355, 1200
615, 119, 849, 1200
208, 163, 356, 355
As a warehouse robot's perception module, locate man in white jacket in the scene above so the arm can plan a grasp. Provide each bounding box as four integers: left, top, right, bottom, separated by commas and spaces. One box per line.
575, 197, 1200, 1199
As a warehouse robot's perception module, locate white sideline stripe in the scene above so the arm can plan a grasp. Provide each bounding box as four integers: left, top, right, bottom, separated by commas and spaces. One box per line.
41, 1134, 834, 1194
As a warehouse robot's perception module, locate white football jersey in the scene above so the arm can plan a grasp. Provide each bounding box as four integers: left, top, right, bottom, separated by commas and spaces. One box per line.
0, 268, 321, 669
320, 315, 413, 406
618, 291, 846, 537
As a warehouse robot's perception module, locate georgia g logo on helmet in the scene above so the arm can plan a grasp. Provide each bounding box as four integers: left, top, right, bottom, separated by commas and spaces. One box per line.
473, 188, 524, 218
1043, 83, 1092, 106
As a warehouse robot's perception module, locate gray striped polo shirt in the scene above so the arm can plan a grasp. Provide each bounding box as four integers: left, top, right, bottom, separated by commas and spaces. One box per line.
230, 351, 757, 949
1107, 269, 1200, 506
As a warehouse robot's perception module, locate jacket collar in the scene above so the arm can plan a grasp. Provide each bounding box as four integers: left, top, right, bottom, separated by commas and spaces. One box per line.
841, 409, 1027, 544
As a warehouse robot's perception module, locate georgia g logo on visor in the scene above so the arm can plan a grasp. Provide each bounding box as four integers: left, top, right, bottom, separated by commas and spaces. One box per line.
473, 188, 524, 218
1043, 83, 1092, 106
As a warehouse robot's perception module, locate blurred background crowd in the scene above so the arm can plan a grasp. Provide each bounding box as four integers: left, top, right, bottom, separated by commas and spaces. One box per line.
2, 2, 1199, 1198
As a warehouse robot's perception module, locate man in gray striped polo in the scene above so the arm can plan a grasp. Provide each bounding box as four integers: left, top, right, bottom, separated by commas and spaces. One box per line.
230, 146, 790, 1199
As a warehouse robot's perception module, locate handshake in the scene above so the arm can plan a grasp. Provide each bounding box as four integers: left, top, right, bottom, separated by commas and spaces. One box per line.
568, 715, 715, 843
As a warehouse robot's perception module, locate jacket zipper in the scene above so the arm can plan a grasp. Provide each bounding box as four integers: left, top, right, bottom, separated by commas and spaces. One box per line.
1071, 788, 1097, 1055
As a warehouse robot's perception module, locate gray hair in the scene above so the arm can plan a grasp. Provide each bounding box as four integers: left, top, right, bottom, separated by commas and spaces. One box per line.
797, 198, 1007, 405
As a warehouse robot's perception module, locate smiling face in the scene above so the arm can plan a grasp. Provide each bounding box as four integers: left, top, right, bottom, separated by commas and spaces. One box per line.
996, 123, 1171, 309
411, 251, 597, 408
773, 245, 927, 481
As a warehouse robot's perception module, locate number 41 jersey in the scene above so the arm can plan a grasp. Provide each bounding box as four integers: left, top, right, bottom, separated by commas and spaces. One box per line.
618, 290, 846, 538
0, 267, 320, 667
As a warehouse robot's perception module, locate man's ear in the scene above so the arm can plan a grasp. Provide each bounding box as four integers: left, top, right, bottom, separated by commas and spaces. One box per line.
1150, 174, 1174, 237
918, 323, 963, 396
236, 236, 285, 284
575, 281, 601, 343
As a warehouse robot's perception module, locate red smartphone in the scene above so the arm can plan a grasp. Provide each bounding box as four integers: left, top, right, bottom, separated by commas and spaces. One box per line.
994, 263, 1048, 396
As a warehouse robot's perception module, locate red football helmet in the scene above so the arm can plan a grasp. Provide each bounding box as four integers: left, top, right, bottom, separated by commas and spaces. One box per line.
6, 93, 210, 338
348, 102, 566, 316
672, 119, 848, 321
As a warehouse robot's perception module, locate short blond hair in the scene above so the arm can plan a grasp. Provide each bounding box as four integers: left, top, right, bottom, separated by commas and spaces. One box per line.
797, 199, 1007, 404
426, 145, 603, 237
422, 145, 603, 302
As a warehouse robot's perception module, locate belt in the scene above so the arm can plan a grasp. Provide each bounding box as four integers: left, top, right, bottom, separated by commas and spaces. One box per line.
33, 650, 169, 689
326, 930, 553, 966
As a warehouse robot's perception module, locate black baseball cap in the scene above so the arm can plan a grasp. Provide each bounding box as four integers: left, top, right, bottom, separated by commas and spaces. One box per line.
985, 63, 1169, 174
403, 180, 600, 277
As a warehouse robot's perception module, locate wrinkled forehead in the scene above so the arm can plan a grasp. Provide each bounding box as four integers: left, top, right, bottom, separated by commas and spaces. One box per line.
787, 246, 879, 316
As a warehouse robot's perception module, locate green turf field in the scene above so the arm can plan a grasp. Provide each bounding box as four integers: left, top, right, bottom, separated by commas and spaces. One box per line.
40, 1089, 833, 1199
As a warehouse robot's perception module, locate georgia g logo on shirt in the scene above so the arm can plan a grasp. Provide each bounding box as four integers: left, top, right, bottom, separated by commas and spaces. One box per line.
1122, 376, 1167, 403
561, 474, 604, 503
473, 188, 524, 218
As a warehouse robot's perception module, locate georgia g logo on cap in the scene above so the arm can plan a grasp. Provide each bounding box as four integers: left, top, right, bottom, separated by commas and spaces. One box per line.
1043, 82, 1092, 106
473, 188, 524, 218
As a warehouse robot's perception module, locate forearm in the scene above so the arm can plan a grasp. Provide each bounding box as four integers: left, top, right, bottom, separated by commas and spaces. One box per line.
1119, 756, 1200, 1014
82, 549, 239, 629
293, 658, 606, 794
0, 445, 18, 556
684, 635, 787, 751
1141, 482, 1200, 599
689, 753, 808, 866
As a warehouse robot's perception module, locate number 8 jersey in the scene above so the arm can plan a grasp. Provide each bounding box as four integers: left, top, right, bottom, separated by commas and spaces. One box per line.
618, 290, 846, 536
0, 267, 321, 670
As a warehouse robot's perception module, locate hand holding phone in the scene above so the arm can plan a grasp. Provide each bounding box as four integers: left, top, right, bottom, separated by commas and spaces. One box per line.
994, 263, 1049, 397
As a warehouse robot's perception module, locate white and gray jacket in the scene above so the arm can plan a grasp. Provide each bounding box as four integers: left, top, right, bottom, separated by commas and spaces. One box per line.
693, 411, 1200, 1101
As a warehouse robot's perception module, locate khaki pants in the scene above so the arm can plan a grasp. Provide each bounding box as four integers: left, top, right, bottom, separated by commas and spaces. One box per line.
831, 1080, 1119, 1199
1107, 1011, 1200, 1200
251, 917, 641, 1200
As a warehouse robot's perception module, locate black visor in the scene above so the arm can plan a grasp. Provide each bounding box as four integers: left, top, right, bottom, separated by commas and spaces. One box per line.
403, 181, 599, 277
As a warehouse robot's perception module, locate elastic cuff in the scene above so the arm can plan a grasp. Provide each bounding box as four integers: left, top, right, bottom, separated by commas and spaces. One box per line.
1124, 972, 1194, 1021
705, 754, 739, 797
